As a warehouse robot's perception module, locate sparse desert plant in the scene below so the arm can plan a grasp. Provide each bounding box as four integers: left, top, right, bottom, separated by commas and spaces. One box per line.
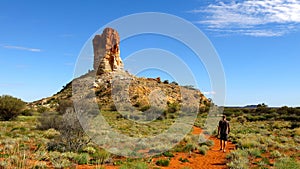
21, 109, 34, 116
274, 157, 300, 169
179, 157, 189, 163
32, 161, 47, 169
156, 159, 170, 166
43, 128, 60, 139
183, 143, 198, 153
91, 149, 111, 165
200, 140, 214, 147
74, 153, 90, 165
119, 161, 148, 169
198, 145, 209, 155
49, 151, 72, 168
0, 95, 26, 120
37, 106, 49, 114
56, 99, 73, 115
37, 111, 61, 130
270, 150, 282, 158
163, 151, 174, 157
247, 148, 262, 158
82, 146, 96, 154
227, 149, 249, 169
237, 138, 259, 149
294, 128, 300, 136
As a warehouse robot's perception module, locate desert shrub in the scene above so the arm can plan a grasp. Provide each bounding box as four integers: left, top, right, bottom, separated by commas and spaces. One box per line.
74, 153, 90, 164
32, 161, 47, 169
43, 128, 60, 139
82, 146, 96, 154
139, 105, 151, 112
167, 102, 180, 114
91, 149, 111, 165
179, 157, 189, 162
270, 150, 282, 158
49, 151, 72, 168
247, 148, 262, 158
62, 152, 78, 160
57, 109, 90, 152
200, 140, 214, 147
119, 161, 148, 169
274, 157, 300, 169
37, 106, 49, 114
183, 143, 198, 152
237, 138, 259, 149
156, 159, 170, 166
163, 151, 174, 157
37, 112, 61, 130
21, 109, 34, 116
257, 157, 271, 167
237, 116, 247, 124
0, 95, 26, 120
57, 99, 73, 115
294, 128, 300, 136
198, 145, 209, 155
39, 109, 90, 152
227, 149, 249, 169
110, 104, 117, 111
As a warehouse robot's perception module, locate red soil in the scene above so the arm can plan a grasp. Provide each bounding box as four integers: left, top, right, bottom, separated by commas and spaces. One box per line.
152, 126, 235, 169
75, 126, 235, 169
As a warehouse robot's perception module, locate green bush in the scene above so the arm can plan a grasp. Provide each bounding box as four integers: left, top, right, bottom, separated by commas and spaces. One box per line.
156, 159, 170, 166
21, 109, 34, 116
32, 161, 47, 169
119, 161, 148, 169
91, 149, 111, 165
274, 157, 300, 169
247, 148, 262, 158
179, 157, 189, 163
0, 95, 26, 120
200, 140, 214, 147
198, 145, 209, 155
163, 151, 174, 157
37, 112, 61, 130
183, 143, 198, 152
39, 109, 90, 152
227, 149, 249, 169
74, 153, 90, 164
57, 99, 73, 115
37, 106, 49, 114
270, 150, 282, 158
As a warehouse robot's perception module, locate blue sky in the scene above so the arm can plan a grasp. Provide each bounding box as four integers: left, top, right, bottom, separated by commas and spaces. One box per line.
0, 0, 300, 107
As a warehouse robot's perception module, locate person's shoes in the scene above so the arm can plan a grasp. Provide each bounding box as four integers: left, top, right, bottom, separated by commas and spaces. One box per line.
223, 150, 226, 153
219, 148, 223, 151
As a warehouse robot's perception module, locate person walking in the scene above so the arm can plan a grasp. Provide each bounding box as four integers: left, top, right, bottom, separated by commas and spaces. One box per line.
218, 115, 230, 152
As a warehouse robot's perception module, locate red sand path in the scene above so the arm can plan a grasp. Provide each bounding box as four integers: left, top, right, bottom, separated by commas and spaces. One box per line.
152, 126, 235, 169
76, 126, 235, 169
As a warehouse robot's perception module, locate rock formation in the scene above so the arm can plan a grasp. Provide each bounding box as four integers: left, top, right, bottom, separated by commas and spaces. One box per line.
93, 28, 123, 75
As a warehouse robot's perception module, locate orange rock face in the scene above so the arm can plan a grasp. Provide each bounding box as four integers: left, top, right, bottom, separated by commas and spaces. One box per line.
93, 28, 123, 74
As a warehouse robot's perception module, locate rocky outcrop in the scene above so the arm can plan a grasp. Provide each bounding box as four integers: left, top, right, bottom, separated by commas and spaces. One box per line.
93, 28, 123, 75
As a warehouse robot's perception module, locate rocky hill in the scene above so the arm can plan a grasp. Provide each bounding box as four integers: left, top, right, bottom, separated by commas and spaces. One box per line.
31, 28, 210, 115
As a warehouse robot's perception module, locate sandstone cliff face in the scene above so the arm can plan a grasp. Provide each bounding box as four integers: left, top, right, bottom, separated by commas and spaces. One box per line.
93, 28, 123, 74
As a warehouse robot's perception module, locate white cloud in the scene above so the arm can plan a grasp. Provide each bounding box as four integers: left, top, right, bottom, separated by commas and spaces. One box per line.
190, 0, 300, 36
2, 45, 42, 52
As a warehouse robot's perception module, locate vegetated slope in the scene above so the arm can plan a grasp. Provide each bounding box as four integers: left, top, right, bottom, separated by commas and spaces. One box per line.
30, 70, 210, 114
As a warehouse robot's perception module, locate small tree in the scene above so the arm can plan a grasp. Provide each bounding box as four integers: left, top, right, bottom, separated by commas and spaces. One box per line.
0, 95, 26, 120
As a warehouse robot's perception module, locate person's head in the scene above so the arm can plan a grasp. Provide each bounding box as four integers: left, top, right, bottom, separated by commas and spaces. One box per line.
222, 115, 226, 120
